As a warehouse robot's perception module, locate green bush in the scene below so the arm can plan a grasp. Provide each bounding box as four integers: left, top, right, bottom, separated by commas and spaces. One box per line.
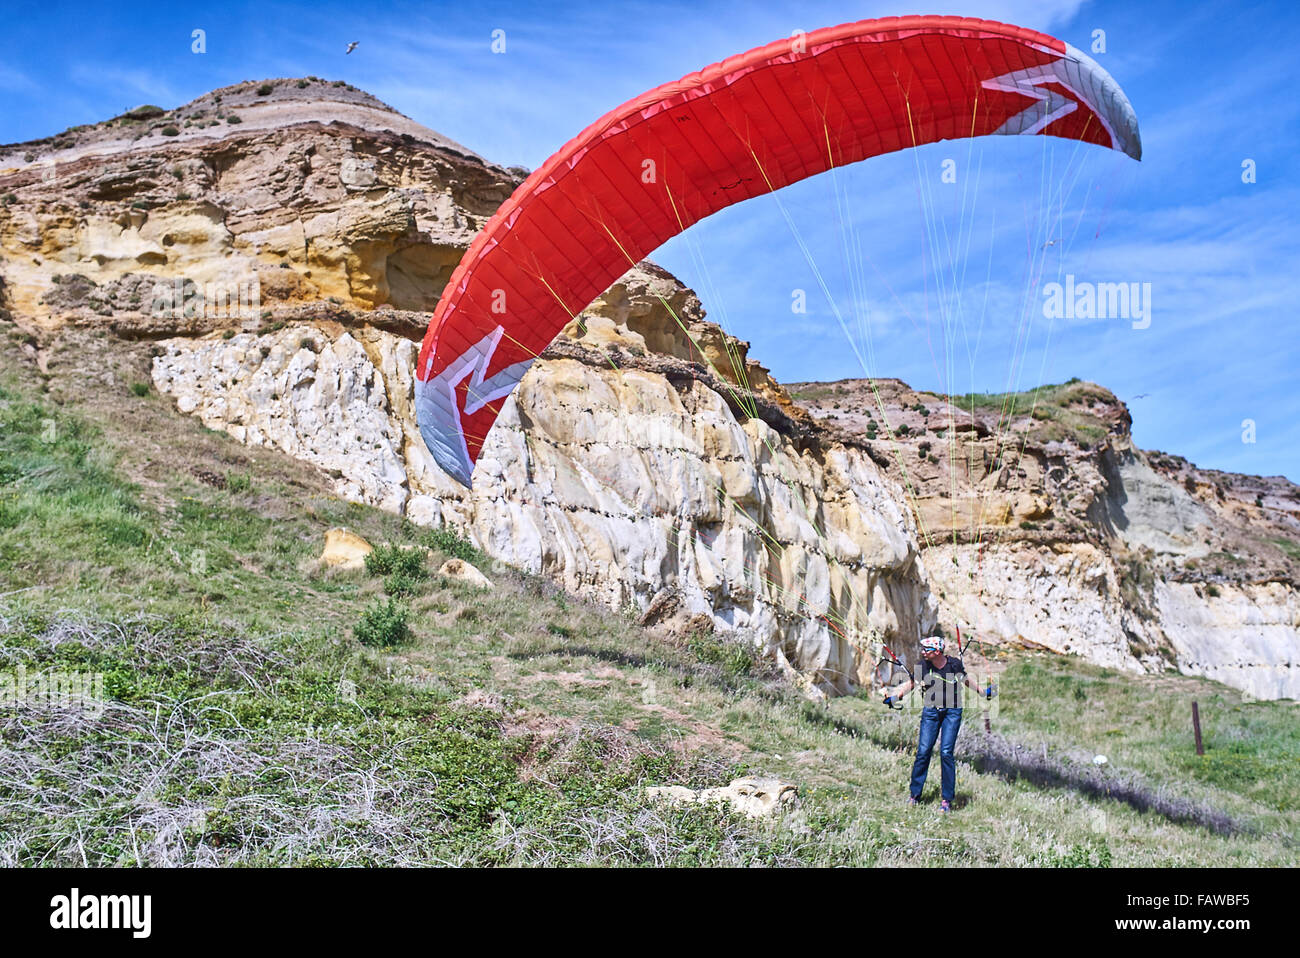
426, 526, 479, 562
354, 598, 412, 647
161, 126, 179, 137
129, 382, 150, 397
384, 572, 422, 597
257, 83, 274, 96
365, 543, 428, 579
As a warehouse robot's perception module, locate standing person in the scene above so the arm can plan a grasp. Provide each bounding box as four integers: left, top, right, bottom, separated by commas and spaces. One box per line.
883, 630, 995, 812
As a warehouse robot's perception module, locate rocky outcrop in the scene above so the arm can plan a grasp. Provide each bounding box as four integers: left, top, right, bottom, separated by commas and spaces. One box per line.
318, 527, 373, 571
791, 377, 1300, 698
0, 79, 518, 327
438, 558, 493, 590
151, 328, 411, 513
647, 777, 800, 818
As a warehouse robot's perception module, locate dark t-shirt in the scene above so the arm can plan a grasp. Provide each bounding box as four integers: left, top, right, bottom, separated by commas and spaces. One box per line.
919, 656, 966, 709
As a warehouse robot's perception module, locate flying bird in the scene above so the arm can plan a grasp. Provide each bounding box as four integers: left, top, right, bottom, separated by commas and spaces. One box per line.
1133, 393, 1150, 400
345, 41, 359, 54
1041, 239, 1059, 249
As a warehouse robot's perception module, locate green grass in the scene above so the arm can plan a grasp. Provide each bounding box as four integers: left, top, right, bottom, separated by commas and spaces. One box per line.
990, 657, 1299, 814
946, 379, 1117, 447
1269, 537, 1300, 560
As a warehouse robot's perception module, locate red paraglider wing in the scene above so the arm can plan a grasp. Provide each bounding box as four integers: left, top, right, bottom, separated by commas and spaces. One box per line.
415, 15, 1140, 485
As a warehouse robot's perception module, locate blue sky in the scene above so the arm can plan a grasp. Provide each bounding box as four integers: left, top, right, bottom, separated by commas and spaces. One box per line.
3, 0, 1297, 481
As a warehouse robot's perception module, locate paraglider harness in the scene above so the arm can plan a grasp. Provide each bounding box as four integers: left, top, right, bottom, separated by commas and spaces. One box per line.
879, 627, 993, 709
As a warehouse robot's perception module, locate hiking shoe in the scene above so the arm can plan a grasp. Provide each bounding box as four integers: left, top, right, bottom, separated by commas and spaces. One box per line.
908, 796, 919, 806
939, 799, 952, 813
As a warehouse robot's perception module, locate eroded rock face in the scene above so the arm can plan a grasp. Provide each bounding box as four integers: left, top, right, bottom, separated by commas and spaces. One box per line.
925, 541, 1154, 673
790, 378, 1300, 698
149, 302, 936, 696
151, 329, 410, 513
1157, 581, 1299, 700
0, 79, 518, 329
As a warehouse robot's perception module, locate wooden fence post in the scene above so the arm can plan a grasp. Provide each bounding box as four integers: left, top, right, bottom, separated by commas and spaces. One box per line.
1192, 701, 1204, 755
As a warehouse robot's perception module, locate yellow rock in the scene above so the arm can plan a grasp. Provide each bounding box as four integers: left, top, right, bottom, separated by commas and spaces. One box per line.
319, 527, 373, 569
438, 558, 493, 590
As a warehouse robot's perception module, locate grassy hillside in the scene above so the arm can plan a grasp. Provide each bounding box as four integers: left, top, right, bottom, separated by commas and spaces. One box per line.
0, 328, 1296, 866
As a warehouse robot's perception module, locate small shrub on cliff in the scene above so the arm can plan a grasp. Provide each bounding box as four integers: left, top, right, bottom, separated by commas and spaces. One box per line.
365, 543, 428, 580
129, 382, 150, 397
354, 598, 412, 647
426, 526, 480, 563
257, 83, 274, 96
161, 126, 179, 137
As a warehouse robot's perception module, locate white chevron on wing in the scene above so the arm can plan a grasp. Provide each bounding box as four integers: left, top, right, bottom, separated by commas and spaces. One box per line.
416, 325, 533, 486
981, 61, 1081, 138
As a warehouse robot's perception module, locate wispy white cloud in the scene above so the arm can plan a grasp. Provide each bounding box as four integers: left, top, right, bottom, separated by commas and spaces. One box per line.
65, 64, 186, 111
0, 63, 37, 93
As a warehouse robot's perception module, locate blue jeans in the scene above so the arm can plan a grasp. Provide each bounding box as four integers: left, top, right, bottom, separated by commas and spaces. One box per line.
910, 707, 963, 802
